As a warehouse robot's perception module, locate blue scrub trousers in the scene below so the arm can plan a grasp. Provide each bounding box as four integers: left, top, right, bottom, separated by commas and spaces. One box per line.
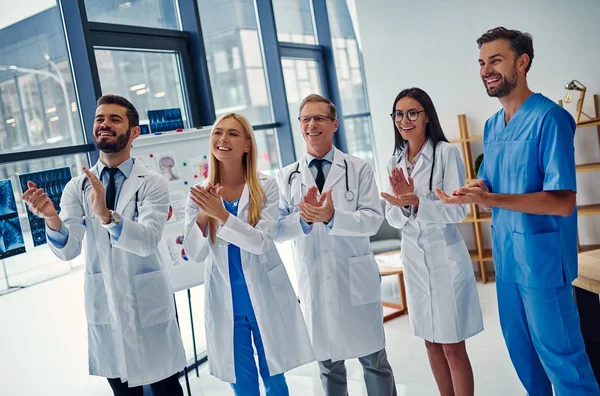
231, 314, 289, 396
496, 278, 600, 395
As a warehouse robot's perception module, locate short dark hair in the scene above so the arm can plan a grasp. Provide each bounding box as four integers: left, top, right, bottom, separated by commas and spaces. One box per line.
477, 27, 534, 73
391, 88, 448, 156
299, 94, 337, 119
96, 94, 139, 128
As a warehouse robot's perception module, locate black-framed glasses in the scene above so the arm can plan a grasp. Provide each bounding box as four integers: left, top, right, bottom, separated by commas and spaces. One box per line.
298, 114, 335, 124
390, 109, 426, 122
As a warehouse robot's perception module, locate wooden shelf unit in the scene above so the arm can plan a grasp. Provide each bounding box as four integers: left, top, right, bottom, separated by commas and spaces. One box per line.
456, 114, 491, 283
561, 94, 600, 254
455, 94, 600, 283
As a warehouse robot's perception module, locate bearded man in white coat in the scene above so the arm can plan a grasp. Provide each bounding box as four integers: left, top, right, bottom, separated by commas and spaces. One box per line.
22, 95, 186, 395
276, 94, 397, 396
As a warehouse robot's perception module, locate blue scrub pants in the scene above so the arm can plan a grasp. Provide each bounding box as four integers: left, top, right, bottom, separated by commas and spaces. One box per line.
231, 315, 289, 396
497, 278, 600, 395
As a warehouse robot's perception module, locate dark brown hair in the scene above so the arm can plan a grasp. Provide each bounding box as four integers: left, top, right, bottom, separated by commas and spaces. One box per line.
97, 94, 140, 128
477, 27, 534, 74
391, 88, 448, 156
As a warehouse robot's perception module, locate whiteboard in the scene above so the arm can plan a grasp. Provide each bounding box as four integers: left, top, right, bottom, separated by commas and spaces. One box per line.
130, 127, 299, 292
131, 127, 212, 291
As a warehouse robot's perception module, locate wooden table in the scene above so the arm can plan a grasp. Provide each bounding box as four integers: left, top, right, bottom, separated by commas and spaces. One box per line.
376, 251, 407, 322
573, 249, 600, 383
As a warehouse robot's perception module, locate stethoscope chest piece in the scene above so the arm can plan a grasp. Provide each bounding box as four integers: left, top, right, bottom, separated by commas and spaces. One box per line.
344, 190, 355, 201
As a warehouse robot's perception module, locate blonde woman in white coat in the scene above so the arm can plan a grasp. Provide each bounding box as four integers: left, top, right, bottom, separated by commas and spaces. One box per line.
381, 88, 483, 396
184, 113, 314, 395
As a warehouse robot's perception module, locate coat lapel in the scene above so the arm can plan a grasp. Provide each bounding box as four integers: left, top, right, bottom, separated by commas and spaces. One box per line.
115, 160, 147, 214
299, 155, 316, 189
322, 148, 345, 193
396, 149, 409, 177
411, 139, 433, 179
236, 182, 250, 216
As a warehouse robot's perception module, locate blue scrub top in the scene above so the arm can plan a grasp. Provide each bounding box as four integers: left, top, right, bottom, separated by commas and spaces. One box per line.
224, 199, 255, 317
478, 93, 578, 288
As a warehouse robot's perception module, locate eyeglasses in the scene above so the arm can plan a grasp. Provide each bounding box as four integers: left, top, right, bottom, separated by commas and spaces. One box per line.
390, 109, 426, 122
298, 114, 335, 124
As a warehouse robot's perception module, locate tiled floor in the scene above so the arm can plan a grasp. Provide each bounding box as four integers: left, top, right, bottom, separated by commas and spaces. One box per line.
0, 269, 524, 395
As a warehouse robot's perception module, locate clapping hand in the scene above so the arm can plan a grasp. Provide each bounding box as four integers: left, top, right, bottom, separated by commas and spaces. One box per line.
190, 182, 229, 224
389, 168, 414, 196
299, 189, 335, 223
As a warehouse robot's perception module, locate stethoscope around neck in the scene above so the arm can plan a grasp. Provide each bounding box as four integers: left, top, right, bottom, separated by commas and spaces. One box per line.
287, 158, 355, 204
397, 142, 437, 200
80, 174, 140, 221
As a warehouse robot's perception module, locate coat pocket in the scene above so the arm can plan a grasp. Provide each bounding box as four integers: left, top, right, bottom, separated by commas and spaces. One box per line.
84, 273, 111, 325
446, 239, 475, 282
134, 269, 176, 327
349, 254, 381, 306
267, 264, 298, 307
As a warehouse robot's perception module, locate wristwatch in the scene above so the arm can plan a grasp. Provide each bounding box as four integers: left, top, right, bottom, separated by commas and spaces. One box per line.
101, 210, 121, 229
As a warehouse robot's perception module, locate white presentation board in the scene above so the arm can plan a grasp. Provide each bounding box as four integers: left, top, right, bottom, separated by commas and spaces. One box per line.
131, 127, 212, 291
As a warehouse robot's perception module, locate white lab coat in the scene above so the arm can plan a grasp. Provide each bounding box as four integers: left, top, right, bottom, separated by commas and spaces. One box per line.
184, 173, 314, 383
385, 140, 483, 343
48, 159, 186, 386
276, 148, 386, 362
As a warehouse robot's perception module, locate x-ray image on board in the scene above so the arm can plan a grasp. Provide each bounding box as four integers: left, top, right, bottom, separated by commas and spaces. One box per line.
18, 167, 72, 247
0, 179, 26, 259
0, 179, 18, 217
148, 108, 184, 133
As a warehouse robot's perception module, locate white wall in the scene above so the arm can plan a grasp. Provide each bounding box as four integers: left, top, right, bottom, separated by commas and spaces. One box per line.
357, 0, 600, 248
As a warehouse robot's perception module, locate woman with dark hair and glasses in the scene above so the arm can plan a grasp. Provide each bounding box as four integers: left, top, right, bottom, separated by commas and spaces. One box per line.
381, 88, 483, 396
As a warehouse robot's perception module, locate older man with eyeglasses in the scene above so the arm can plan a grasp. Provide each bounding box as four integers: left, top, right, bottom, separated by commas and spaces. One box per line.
276, 94, 397, 396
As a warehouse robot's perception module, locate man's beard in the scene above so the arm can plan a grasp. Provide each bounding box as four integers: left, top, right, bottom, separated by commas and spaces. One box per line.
95, 128, 131, 153
485, 65, 518, 98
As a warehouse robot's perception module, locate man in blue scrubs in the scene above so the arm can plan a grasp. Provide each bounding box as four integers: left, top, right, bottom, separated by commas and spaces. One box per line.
438, 27, 599, 395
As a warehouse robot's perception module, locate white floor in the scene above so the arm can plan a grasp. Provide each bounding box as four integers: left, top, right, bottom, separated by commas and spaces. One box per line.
0, 269, 524, 395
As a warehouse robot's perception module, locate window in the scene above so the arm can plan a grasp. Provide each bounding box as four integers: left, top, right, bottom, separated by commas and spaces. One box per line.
254, 128, 281, 177
197, 0, 272, 125
326, 0, 376, 171
95, 49, 189, 128
281, 57, 324, 160
272, 0, 317, 44
84, 0, 181, 30
0, 4, 85, 154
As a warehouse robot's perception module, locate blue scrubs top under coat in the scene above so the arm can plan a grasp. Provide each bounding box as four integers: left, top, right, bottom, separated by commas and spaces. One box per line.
478, 93, 578, 288
224, 198, 255, 317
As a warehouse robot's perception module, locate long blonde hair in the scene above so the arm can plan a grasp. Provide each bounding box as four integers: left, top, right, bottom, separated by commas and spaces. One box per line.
208, 113, 266, 243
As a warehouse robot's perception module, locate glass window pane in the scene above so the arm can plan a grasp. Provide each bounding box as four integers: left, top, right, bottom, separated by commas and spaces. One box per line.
255, 129, 281, 178
0, 153, 88, 290
272, 0, 316, 44
326, 0, 368, 115
94, 49, 189, 130
0, 3, 85, 153
281, 58, 323, 159
344, 116, 375, 170
84, 0, 181, 30
197, 0, 272, 125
